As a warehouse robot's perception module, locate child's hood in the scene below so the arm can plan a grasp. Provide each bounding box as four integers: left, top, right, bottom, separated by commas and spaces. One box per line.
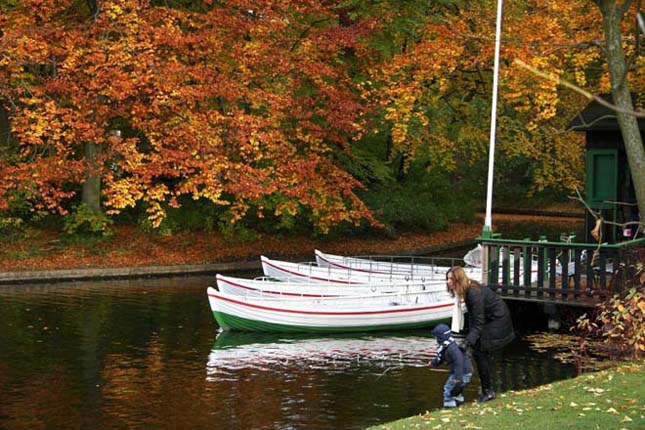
432, 323, 453, 343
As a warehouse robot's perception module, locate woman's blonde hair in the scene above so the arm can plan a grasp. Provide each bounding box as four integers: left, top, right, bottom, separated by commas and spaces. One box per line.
446, 266, 475, 299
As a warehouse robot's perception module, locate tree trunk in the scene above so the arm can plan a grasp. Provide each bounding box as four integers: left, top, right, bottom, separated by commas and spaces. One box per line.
595, 0, 645, 220
81, 0, 101, 214
0, 101, 9, 147
82, 142, 102, 214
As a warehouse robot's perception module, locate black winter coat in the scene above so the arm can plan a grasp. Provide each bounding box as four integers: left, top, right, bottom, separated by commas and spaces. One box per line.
464, 282, 515, 352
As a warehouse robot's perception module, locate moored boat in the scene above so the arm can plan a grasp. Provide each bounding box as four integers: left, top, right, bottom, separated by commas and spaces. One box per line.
206, 287, 453, 333
261, 255, 436, 284
216, 273, 447, 298
313, 248, 540, 284
314, 249, 476, 278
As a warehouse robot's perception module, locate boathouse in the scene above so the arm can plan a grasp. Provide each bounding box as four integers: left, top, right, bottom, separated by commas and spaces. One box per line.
570, 93, 645, 243
479, 94, 645, 308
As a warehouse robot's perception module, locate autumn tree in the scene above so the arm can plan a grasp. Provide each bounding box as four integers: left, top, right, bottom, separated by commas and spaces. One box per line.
357, 0, 645, 214
591, 0, 645, 221
0, 0, 379, 233
359, 1, 604, 203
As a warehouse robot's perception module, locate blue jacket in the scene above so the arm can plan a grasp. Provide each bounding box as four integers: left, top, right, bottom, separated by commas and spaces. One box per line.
431, 325, 473, 382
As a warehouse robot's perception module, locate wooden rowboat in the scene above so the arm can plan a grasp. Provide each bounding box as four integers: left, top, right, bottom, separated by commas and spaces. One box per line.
206, 287, 453, 333
261, 255, 435, 284
313, 249, 540, 284
314, 249, 475, 278
216, 273, 447, 298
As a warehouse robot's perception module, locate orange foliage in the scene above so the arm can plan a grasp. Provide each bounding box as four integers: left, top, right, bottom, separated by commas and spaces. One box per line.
0, 0, 379, 232
362, 0, 643, 193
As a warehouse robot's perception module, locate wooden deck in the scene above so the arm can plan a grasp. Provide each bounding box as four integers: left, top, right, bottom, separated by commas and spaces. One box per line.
479, 236, 645, 308
492, 277, 613, 308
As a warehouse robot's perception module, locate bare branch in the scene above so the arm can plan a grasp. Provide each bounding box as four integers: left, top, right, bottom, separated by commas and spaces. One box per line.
569, 188, 600, 221
569, 114, 621, 131
514, 59, 645, 118
618, 0, 634, 16
568, 187, 644, 240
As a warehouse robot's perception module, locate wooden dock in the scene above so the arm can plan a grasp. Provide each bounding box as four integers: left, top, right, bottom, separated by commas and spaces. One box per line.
479, 236, 645, 308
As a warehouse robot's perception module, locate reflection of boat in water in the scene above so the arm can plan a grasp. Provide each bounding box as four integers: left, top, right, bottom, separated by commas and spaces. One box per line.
206, 331, 441, 377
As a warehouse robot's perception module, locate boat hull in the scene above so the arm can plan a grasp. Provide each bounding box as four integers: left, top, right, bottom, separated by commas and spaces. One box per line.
207, 287, 453, 333
314, 249, 452, 279
261, 255, 436, 284
216, 274, 446, 298
212, 310, 450, 333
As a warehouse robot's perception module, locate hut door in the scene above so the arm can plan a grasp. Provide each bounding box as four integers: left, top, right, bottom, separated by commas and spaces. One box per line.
585, 149, 618, 242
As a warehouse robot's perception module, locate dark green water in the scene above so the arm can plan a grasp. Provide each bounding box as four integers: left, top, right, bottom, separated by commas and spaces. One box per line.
0, 274, 577, 430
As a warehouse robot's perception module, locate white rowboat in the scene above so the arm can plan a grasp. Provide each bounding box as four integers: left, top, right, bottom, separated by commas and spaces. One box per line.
216, 273, 448, 298
313, 249, 541, 284
206, 287, 453, 333
314, 249, 477, 278
261, 255, 435, 284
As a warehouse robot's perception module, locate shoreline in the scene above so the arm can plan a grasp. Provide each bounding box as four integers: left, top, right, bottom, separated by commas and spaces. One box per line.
0, 239, 477, 285
0, 211, 584, 285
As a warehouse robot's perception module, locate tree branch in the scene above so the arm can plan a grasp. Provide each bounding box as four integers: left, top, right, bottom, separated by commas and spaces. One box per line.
618, 0, 634, 16
569, 187, 644, 239
514, 59, 645, 118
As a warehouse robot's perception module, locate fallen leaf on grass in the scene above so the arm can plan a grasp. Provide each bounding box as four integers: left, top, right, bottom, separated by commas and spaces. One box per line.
585, 387, 607, 395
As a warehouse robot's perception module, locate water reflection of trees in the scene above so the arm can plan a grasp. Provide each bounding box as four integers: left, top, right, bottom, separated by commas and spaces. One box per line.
0, 279, 581, 429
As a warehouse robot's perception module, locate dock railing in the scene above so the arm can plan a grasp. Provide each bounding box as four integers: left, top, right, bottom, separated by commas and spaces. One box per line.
479, 235, 645, 304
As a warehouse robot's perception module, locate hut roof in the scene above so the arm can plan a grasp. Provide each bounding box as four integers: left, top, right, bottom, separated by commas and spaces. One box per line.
569, 93, 645, 131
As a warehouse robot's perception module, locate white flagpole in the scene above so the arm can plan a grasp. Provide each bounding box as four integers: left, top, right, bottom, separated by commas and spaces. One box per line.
482, 0, 504, 282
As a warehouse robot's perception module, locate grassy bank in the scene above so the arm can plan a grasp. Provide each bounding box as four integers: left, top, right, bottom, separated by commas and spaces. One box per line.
368, 361, 644, 430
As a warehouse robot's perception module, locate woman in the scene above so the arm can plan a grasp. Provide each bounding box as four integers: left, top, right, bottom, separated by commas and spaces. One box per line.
446, 266, 514, 402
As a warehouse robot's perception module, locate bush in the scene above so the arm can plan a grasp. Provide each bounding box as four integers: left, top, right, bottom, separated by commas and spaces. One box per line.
0, 216, 24, 242
359, 175, 475, 235
63, 204, 113, 237
574, 286, 645, 361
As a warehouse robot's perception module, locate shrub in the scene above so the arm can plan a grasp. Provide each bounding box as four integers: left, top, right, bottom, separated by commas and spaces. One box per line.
63, 204, 113, 237
0, 216, 24, 242
574, 286, 645, 362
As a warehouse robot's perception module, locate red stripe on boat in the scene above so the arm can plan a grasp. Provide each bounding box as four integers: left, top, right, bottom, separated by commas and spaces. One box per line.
262, 258, 358, 284
217, 275, 340, 298
208, 292, 452, 316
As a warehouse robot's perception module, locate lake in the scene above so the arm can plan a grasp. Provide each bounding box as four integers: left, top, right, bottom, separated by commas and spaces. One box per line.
0, 274, 578, 429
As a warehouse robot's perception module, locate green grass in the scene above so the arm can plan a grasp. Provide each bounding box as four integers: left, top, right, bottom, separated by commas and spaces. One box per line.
368, 361, 645, 430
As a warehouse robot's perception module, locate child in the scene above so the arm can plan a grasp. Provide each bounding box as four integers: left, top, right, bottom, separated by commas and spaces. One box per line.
430, 323, 473, 408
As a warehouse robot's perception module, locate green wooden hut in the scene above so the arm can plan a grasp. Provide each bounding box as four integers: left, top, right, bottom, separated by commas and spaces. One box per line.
569, 93, 645, 243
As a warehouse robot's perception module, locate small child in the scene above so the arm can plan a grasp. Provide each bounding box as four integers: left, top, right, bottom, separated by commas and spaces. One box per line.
430, 323, 473, 408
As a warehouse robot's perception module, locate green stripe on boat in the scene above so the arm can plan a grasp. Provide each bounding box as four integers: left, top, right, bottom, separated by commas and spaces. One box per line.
213, 311, 450, 333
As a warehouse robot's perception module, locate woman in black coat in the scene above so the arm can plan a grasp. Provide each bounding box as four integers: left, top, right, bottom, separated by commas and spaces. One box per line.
446, 266, 515, 402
